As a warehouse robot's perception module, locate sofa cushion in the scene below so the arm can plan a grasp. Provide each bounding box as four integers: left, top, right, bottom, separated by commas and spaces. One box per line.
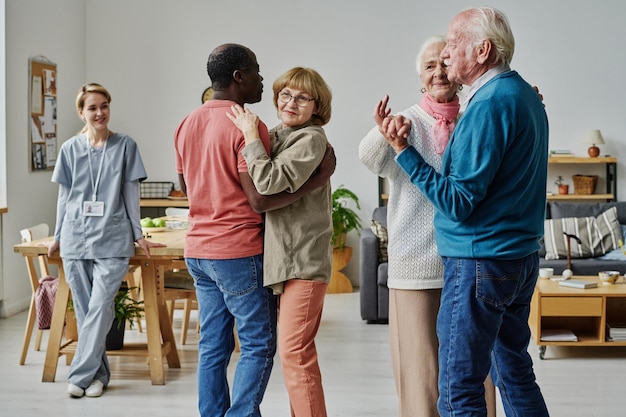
544, 207, 622, 260
550, 201, 626, 224
372, 206, 387, 228
597, 248, 626, 262
370, 219, 388, 263
597, 225, 626, 261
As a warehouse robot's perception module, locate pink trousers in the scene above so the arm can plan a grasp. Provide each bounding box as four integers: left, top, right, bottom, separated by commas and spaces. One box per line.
278, 279, 328, 417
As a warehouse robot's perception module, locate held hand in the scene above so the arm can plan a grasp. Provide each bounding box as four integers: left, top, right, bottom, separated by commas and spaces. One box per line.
316, 144, 337, 182
532, 85, 544, 105
226, 105, 260, 143
136, 238, 166, 259
392, 115, 412, 140
373, 95, 392, 127
381, 115, 411, 153
300, 145, 336, 193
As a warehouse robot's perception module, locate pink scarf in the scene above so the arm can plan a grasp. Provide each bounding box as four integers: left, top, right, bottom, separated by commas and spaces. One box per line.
418, 93, 460, 154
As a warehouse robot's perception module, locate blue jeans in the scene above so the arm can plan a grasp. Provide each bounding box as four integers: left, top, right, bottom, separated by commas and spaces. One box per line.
437, 254, 549, 417
186, 256, 277, 417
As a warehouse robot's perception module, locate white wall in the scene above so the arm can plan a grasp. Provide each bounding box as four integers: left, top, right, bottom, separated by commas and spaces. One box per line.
1, 0, 85, 316
0, 0, 6, 302
0, 0, 6, 211
3, 0, 626, 315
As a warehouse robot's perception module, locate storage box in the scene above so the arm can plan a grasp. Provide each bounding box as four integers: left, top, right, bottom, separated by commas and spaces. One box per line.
572, 175, 598, 195
140, 181, 174, 199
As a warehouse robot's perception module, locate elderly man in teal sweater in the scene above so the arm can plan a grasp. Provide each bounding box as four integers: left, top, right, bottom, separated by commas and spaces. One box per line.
380, 7, 550, 417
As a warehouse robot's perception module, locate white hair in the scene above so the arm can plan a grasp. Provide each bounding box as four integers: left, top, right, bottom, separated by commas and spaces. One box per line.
415, 35, 447, 75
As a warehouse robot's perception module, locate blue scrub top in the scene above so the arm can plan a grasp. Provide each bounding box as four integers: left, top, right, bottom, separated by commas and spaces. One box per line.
52, 133, 147, 259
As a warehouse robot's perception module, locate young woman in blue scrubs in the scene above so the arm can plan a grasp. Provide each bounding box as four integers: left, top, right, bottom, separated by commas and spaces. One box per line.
47, 83, 163, 398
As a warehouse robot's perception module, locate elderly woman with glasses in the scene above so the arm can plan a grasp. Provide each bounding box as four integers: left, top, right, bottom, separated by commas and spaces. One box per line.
228, 66, 335, 417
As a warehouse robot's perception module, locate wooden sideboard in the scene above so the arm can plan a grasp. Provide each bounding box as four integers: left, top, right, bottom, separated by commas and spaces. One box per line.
529, 275, 626, 359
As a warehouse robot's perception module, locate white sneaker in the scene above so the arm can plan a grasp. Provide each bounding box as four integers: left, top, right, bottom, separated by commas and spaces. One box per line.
67, 383, 84, 398
85, 380, 105, 397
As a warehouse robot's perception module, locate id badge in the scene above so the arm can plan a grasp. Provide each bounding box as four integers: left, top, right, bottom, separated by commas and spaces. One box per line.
84, 201, 105, 217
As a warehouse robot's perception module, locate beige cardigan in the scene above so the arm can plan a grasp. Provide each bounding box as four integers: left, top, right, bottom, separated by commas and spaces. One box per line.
242, 122, 332, 294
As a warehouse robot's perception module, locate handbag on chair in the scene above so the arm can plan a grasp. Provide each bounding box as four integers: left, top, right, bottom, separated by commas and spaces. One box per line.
35, 275, 58, 330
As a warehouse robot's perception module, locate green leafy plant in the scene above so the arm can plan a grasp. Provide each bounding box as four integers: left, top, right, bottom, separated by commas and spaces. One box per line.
331, 185, 362, 249
67, 284, 144, 330
554, 175, 565, 186
112, 285, 144, 330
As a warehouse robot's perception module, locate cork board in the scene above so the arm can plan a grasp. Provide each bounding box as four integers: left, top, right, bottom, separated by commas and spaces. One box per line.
29, 56, 57, 171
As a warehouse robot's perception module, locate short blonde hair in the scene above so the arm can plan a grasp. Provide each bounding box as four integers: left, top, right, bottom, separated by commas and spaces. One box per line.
76, 83, 111, 112
76, 83, 112, 134
272, 67, 332, 126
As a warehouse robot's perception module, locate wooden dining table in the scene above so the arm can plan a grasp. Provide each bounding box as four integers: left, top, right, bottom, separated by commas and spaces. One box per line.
13, 228, 187, 385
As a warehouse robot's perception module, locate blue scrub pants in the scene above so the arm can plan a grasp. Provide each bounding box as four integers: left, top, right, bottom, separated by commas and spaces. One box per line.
63, 257, 129, 388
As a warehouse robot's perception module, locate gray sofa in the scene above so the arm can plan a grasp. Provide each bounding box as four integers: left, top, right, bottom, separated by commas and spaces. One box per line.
359, 201, 626, 324
359, 206, 389, 323
540, 201, 626, 275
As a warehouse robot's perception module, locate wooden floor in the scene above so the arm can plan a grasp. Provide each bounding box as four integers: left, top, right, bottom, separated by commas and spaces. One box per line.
1, 291, 625, 416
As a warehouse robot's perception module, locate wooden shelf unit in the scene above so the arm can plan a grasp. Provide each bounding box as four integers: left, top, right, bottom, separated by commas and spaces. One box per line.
378, 177, 388, 207
528, 275, 626, 359
548, 156, 617, 201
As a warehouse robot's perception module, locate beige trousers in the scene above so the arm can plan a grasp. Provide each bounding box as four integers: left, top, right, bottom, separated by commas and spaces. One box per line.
389, 288, 497, 417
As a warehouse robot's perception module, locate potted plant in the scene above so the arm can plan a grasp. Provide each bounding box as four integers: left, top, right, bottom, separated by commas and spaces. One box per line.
331, 185, 362, 249
66, 282, 143, 350
106, 283, 144, 350
555, 176, 569, 195
328, 186, 362, 293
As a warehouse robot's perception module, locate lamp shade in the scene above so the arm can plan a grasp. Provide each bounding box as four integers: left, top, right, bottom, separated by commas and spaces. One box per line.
585, 129, 605, 145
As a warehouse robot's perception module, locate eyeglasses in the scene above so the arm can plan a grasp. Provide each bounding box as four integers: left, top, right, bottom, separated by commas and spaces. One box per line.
277, 91, 315, 107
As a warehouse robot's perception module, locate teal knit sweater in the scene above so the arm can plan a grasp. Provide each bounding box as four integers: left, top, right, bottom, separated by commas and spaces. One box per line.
396, 71, 549, 260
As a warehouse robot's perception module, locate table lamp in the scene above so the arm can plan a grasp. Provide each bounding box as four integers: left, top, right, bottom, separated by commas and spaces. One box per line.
585, 129, 604, 157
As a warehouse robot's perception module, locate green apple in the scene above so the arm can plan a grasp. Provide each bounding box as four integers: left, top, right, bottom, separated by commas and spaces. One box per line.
152, 218, 166, 228
140, 217, 155, 228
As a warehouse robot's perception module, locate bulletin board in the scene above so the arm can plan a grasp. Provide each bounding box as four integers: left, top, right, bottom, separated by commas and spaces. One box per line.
28, 56, 57, 171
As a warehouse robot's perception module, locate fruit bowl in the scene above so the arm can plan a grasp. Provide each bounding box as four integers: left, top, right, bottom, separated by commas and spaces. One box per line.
165, 220, 188, 230
598, 270, 621, 284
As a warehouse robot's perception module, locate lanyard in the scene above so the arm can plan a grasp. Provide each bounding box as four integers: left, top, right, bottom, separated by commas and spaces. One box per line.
87, 135, 108, 202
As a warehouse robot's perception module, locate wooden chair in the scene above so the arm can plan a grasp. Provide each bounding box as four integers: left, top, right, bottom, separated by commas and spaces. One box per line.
161, 208, 198, 345
164, 260, 197, 345
19, 223, 51, 365
160, 208, 238, 350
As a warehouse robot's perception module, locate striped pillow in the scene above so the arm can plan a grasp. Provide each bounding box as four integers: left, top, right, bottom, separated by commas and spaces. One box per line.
370, 219, 388, 263
544, 207, 622, 260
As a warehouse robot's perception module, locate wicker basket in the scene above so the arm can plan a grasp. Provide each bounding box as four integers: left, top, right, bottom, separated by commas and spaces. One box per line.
140, 181, 174, 199
572, 175, 598, 195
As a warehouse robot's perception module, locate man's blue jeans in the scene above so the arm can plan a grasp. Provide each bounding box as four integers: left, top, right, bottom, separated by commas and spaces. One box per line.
437, 254, 549, 417
186, 256, 277, 417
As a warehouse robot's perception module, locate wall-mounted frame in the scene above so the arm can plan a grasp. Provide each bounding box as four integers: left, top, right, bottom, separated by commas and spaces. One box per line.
201, 86, 213, 103
28, 56, 57, 171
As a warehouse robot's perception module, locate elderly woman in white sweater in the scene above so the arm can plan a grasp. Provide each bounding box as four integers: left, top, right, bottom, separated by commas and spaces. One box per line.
359, 36, 495, 417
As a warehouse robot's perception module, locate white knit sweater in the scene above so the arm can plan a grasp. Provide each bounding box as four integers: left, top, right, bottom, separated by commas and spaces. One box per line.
359, 104, 445, 290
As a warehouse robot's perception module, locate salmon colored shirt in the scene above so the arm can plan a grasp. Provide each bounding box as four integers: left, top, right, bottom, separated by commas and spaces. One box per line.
174, 100, 271, 259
